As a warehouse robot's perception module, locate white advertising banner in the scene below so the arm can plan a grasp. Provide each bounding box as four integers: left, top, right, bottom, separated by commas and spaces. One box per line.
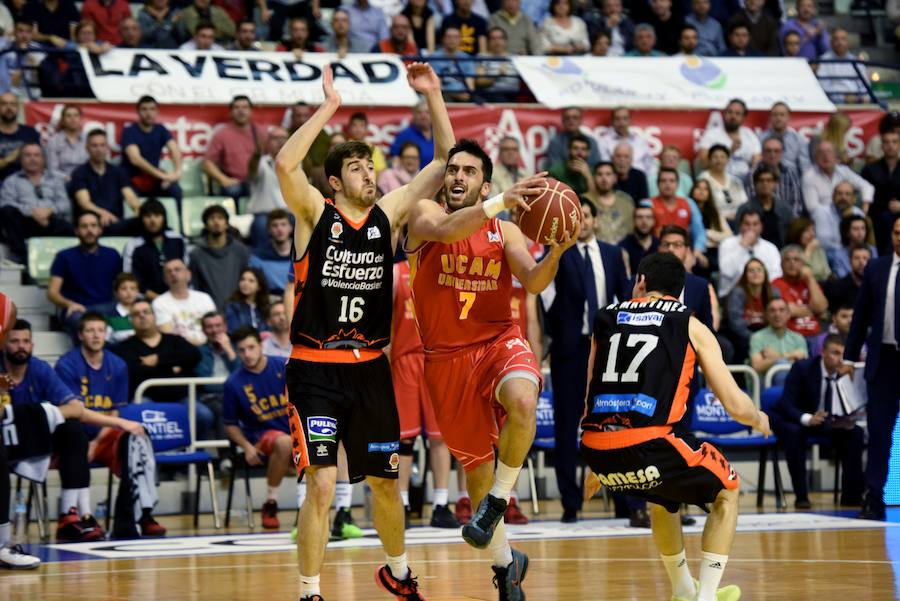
79, 48, 419, 106
510, 56, 836, 112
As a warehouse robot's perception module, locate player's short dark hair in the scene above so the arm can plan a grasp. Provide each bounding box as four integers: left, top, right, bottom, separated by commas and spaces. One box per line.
78, 311, 107, 332
11, 319, 31, 332
231, 325, 261, 345
580, 196, 597, 217
822, 333, 845, 350
448, 139, 493, 183
201, 204, 229, 224
657, 166, 679, 183
113, 272, 138, 290
325, 140, 373, 182
637, 253, 685, 297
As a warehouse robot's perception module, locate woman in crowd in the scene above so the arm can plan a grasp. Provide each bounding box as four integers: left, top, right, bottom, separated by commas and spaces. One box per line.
541, 0, 590, 55
690, 179, 732, 275
402, 0, 435, 54
811, 111, 853, 165
787, 217, 833, 281
378, 142, 421, 195
697, 144, 748, 223
225, 268, 270, 333
725, 258, 779, 362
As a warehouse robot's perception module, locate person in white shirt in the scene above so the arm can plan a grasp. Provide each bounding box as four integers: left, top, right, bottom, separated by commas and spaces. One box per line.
261, 300, 291, 358
598, 106, 655, 180
698, 98, 761, 180
151, 258, 217, 346
817, 28, 867, 104
178, 22, 224, 50
802, 139, 874, 214
247, 126, 289, 245
718, 207, 782, 297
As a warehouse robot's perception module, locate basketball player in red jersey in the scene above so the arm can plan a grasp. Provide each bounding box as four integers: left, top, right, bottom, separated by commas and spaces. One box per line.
405, 140, 578, 600
581, 253, 770, 601
275, 63, 454, 601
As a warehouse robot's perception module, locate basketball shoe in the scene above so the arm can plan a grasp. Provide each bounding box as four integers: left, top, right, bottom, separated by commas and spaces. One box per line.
491, 548, 529, 601
671, 578, 742, 601
330, 508, 363, 540
0, 544, 40, 569
57, 507, 104, 542
298, 596, 324, 601
429, 504, 459, 528
503, 498, 528, 525
138, 515, 167, 537
261, 500, 280, 529
375, 565, 426, 600
455, 497, 472, 524
462, 494, 507, 548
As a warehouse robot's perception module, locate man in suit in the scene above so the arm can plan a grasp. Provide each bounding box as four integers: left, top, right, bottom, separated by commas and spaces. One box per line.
769, 335, 865, 509
844, 214, 900, 520
541, 198, 629, 523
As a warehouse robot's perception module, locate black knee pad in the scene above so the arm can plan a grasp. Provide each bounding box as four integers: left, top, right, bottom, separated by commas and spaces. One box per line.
399, 440, 415, 456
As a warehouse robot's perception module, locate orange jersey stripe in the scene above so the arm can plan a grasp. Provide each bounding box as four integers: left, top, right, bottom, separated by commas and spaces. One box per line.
581, 425, 673, 450
290, 347, 382, 363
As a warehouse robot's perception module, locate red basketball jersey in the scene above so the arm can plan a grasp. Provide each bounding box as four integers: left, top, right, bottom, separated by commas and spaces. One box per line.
408, 218, 515, 355
391, 261, 424, 360
510, 240, 544, 336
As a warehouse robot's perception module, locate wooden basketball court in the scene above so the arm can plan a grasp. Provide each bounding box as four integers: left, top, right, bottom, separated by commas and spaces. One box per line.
2, 493, 896, 600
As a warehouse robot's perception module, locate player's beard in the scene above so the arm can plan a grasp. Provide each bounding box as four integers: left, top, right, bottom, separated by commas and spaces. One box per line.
445, 184, 479, 212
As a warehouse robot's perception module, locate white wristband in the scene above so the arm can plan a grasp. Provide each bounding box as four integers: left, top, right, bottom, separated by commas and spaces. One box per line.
482, 194, 505, 219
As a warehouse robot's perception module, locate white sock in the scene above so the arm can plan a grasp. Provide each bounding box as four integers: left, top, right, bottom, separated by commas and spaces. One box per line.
489, 461, 521, 502
299, 573, 320, 597
457, 489, 469, 501
661, 549, 696, 599
77, 487, 92, 516
0, 522, 10, 545
489, 520, 514, 568
60, 488, 79, 513
432, 488, 449, 507
334, 482, 352, 510
266, 486, 279, 501
697, 552, 729, 601
387, 552, 409, 580
297, 481, 307, 508
400, 490, 410, 506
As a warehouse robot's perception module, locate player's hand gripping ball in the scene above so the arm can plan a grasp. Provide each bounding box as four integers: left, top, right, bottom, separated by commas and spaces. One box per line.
516, 178, 582, 244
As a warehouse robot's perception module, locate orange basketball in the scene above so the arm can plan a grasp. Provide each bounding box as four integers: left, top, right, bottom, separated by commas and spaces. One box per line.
517, 178, 582, 244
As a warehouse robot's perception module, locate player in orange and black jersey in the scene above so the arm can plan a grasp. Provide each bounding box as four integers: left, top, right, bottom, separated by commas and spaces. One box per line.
275, 63, 454, 601
581, 253, 770, 601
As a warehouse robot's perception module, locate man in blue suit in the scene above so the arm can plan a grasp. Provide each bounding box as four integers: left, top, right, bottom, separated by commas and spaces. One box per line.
844, 215, 900, 520
769, 335, 864, 509
541, 199, 629, 522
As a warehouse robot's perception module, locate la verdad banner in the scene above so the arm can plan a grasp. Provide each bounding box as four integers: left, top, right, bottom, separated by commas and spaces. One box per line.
25, 102, 882, 175
511, 56, 837, 112
78, 48, 420, 106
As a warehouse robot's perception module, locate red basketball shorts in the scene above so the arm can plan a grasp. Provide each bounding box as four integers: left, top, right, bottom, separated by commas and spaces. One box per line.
392, 352, 442, 440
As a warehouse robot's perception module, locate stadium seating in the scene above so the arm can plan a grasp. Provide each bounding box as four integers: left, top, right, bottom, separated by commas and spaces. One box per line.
181, 196, 237, 238
124, 196, 182, 234
27, 237, 78, 284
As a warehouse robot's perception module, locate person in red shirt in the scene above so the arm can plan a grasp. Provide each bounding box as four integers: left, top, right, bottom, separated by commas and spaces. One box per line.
406, 139, 577, 597
81, 0, 131, 45
650, 167, 693, 236
772, 244, 828, 338
375, 14, 418, 54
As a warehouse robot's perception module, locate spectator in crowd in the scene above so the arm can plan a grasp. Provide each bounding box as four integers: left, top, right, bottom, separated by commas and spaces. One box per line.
375, 15, 418, 54
1, 318, 103, 542
106, 272, 140, 344
194, 310, 238, 438
54, 312, 166, 538
0, 92, 39, 181
768, 335, 864, 509
152, 258, 217, 346
430, 26, 476, 102
402, 0, 435, 53
772, 244, 828, 339
838, 215, 877, 273
345, 111, 388, 176
844, 215, 900, 520
650, 168, 692, 235
189, 205, 251, 310
649, 145, 693, 198
865, 111, 900, 164
747, 136, 804, 217
261, 300, 291, 357
595, 0, 634, 56
724, 258, 778, 362
810, 302, 856, 357
45, 104, 87, 180
25, 0, 80, 44
81, 0, 130, 45
727, 0, 778, 56
862, 129, 900, 254
69, 129, 142, 236
814, 111, 853, 166
675, 24, 699, 56
118, 16, 143, 48
625, 23, 664, 56
598, 107, 655, 179
490, 136, 529, 197
697, 144, 748, 222
121, 95, 184, 209
685, 0, 724, 56
179, 20, 222, 50
781, 29, 803, 58
540, 0, 589, 55
699, 98, 761, 180
619, 202, 658, 275
489, 0, 540, 55
590, 29, 611, 55
122, 199, 188, 299
803, 140, 874, 214
611, 142, 649, 202
47, 210, 122, 333
229, 19, 258, 50
738, 163, 792, 247
265, 0, 321, 43
138, 0, 179, 48
204, 95, 259, 200
0, 142, 73, 261
346, 0, 388, 50
786, 216, 832, 282
378, 142, 420, 195
249, 209, 292, 295
321, 8, 368, 55
658, 225, 716, 328
749, 296, 808, 377
442, 0, 487, 55
584, 161, 634, 244
761, 102, 812, 179
545, 106, 601, 168
474, 27, 520, 102
391, 102, 434, 169
223, 326, 292, 528
177, 0, 235, 43
276, 17, 323, 55
811, 181, 866, 275
645, 0, 682, 55
3, 20, 45, 98
691, 178, 732, 263
225, 267, 269, 332
721, 22, 761, 57
819, 27, 866, 100
548, 133, 593, 196
718, 208, 782, 296
822, 243, 870, 313
780, 0, 828, 59
246, 126, 289, 245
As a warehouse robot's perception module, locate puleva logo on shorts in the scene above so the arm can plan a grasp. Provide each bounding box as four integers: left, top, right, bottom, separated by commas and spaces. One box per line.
592, 393, 658, 416
307, 416, 337, 442
368, 441, 400, 453
595, 465, 662, 491
616, 311, 664, 327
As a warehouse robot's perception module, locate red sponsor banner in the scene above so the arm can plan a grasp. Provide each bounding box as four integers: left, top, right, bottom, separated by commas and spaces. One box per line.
25, 102, 885, 174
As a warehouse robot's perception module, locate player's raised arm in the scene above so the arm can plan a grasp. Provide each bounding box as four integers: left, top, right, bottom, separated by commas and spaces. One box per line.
502, 219, 579, 295
689, 316, 770, 436
275, 65, 340, 224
